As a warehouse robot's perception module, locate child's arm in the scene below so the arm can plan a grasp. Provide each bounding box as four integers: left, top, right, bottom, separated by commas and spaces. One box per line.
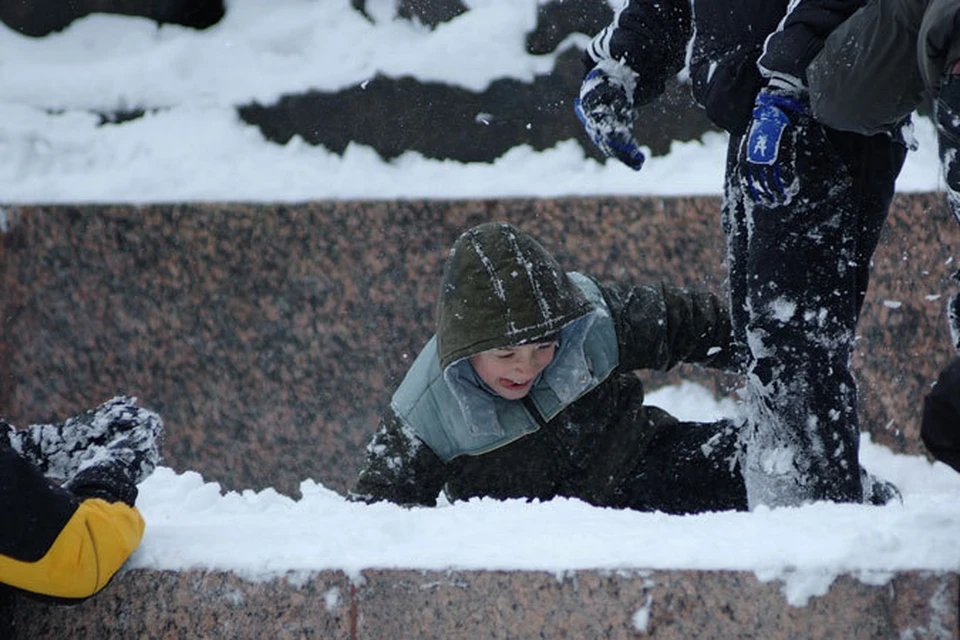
599, 280, 744, 374
0, 438, 144, 600
349, 411, 450, 507
581, 0, 692, 107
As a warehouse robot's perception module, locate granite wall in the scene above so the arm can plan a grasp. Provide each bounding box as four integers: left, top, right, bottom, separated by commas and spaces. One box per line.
0, 195, 958, 497
11, 568, 959, 639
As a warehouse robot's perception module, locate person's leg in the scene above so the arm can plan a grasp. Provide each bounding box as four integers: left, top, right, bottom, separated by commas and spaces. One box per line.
736, 121, 896, 508
618, 407, 748, 514
842, 129, 907, 509
843, 128, 908, 320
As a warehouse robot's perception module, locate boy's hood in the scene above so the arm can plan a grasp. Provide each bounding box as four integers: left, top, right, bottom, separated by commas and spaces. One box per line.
436, 222, 594, 371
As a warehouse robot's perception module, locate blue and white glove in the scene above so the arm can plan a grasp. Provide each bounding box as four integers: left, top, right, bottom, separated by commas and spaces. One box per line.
738, 85, 810, 206
574, 62, 646, 171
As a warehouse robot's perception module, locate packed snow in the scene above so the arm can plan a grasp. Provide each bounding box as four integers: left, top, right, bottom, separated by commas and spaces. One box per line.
1, 0, 958, 606
0, 0, 944, 203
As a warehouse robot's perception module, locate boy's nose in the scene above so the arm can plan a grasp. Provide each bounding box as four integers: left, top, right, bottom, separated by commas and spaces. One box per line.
513, 352, 535, 376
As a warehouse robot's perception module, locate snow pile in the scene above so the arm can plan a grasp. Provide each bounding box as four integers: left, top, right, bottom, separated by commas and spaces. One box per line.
129, 383, 960, 606
0, 1, 945, 203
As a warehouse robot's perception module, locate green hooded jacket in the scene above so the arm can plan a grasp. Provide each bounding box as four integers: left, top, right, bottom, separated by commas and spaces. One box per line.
351, 222, 748, 514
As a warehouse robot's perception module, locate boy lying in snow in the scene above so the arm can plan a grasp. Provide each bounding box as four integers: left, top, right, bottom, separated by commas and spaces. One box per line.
350, 222, 897, 512
0, 396, 162, 632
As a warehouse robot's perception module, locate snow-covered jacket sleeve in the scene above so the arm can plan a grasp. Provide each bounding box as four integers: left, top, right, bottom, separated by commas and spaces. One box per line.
598, 279, 744, 374
349, 410, 451, 507
582, 0, 692, 106
688, 0, 787, 134
757, 0, 867, 84
0, 436, 144, 600
921, 357, 960, 473
689, 0, 862, 134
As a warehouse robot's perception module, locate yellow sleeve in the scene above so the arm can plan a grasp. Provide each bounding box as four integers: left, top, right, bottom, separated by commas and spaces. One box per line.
0, 498, 145, 599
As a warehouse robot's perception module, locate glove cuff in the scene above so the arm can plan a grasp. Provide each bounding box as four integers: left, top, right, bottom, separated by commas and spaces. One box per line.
763, 71, 807, 96
66, 461, 139, 507
756, 89, 809, 116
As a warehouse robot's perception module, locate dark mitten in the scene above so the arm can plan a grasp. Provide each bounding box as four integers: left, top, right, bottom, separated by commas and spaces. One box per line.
63, 430, 161, 507
936, 73, 960, 225
65, 458, 139, 507
574, 62, 646, 170
10, 396, 162, 481
738, 84, 812, 206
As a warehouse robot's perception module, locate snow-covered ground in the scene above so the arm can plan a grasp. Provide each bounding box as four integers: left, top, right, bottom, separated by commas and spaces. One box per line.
0, 0, 944, 203
1, 0, 957, 606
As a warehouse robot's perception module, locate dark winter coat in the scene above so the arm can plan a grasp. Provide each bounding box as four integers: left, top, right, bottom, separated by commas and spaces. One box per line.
583, 0, 868, 135
0, 428, 144, 600
808, 0, 960, 135
921, 357, 960, 473
351, 222, 747, 514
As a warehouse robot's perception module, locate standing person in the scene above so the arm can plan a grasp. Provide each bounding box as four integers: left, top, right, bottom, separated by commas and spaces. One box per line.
575, 0, 908, 507
350, 222, 896, 511
805, 0, 960, 344
0, 397, 162, 635
808, 0, 960, 213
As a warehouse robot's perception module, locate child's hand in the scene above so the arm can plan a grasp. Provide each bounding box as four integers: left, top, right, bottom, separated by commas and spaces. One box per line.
574, 62, 646, 171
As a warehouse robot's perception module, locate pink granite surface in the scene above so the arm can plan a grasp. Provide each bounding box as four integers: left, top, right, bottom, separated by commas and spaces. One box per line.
0, 195, 957, 496
10, 568, 958, 639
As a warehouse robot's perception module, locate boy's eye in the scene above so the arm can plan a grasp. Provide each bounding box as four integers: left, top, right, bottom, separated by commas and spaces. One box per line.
536, 342, 556, 350
494, 352, 514, 359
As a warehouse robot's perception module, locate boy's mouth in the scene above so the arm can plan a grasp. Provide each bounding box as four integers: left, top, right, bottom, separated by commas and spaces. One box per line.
500, 378, 531, 391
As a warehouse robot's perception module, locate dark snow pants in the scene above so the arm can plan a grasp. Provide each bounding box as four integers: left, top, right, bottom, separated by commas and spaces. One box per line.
617, 408, 748, 514
723, 123, 906, 507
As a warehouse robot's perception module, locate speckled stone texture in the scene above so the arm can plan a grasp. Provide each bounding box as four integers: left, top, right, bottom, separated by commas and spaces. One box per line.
0, 196, 957, 496
10, 569, 959, 639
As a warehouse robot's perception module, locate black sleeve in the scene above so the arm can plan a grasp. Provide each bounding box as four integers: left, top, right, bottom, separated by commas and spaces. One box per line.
758, 0, 867, 82
349, 410, 451, 507
0, 437, 144, 601
689, 0, 788, 134
598, 279, 744, 374
0, 439, 79, 563
582, 0, 692, 106
921, 357, 960, 473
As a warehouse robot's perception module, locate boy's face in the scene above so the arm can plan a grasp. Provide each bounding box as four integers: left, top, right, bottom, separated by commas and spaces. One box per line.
469, 340, 558, 400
